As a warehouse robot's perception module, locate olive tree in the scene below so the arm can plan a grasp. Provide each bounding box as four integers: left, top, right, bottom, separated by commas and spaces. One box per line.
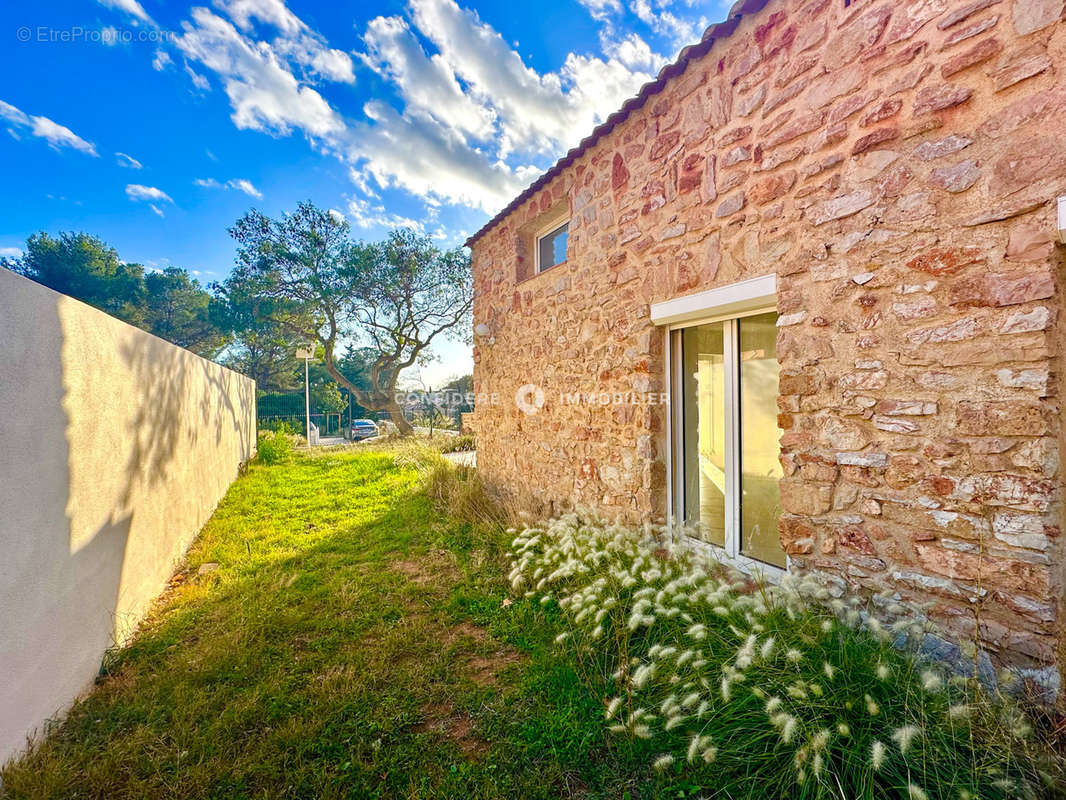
226, 201, 471, 435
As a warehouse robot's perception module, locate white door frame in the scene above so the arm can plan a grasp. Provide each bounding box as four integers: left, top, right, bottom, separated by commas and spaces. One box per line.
653, 274, 787, 579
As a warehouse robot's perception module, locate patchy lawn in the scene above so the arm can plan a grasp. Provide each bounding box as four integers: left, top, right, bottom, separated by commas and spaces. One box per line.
0, 450, 658, 799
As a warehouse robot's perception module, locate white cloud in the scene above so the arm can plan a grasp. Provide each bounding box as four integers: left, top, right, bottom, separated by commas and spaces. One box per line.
350, 101, 527, 213
358, 16, 490, 142
168, 0, 681, 220
228, 178, 262, 198
152, 49, 172, 70
360, 15, 495, 143
213, 0, 356, 83
344, 0, 658, 212
126, 183, 174, 203
0, 101, 31, 128
576, 0, 622, 22
97, 0, 152, 24
272, 32, 355, 83
0, 246, 23, 259
346, 197, 425, 231
115, 151, 143, 169
185, 65, 211, 90
194, 177, 264, 198
176, 8, 346, 138
215, 0, 304, 36
604, 32, 665, 73
403, 0, 656, 158
0, 100, 98, 156
630, 0, 707, 54
150, 204, 166, 217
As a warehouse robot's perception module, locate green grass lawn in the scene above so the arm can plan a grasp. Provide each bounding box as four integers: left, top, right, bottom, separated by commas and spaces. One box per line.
1, 450, 661, 799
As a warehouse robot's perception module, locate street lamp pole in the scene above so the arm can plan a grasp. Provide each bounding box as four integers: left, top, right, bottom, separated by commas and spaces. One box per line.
296, 346, 314, 448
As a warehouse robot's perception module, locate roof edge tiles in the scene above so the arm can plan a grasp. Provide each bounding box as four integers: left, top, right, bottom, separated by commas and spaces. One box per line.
464, 0, 771, 247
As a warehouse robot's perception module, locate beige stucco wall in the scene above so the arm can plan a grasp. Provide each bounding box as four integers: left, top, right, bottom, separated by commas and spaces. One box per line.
0, 268, 256, 763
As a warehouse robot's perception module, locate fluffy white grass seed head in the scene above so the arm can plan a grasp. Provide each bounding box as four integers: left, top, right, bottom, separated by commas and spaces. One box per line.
892, 725, 921, 755
871, 740, 887, 771
865, 694, 880, 716
653, 753, 675, 772
921, 670, 943, 692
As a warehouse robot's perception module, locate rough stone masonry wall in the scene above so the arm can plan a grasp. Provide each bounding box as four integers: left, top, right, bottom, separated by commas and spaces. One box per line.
471, 0, 1066, 684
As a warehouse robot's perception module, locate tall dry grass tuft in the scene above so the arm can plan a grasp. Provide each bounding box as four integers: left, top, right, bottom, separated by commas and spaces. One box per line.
423, 460, 519, 529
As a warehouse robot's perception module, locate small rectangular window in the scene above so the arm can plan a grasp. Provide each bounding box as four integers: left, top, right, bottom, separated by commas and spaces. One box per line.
536, 221, 568, 272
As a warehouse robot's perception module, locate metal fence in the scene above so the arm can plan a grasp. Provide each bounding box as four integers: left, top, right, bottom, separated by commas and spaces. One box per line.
257, 391, 360, 436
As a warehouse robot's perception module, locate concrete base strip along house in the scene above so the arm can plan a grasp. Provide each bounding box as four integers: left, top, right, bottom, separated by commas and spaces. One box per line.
468, 0, 1066, 695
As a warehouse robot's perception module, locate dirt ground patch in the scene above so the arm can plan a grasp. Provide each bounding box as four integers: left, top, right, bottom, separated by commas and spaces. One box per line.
413, 702, 490, 758
390, 548, 460, 586
441, 620, 488, 645
466, 650, 524, 686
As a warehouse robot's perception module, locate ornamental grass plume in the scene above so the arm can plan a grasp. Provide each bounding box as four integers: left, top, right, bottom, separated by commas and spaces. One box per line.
871, 740, 887, 772
508, 512, 1062, 798
891, 725, 922, 756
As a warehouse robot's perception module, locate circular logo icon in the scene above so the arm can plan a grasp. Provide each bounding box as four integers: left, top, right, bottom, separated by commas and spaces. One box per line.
514, 383, 545, 416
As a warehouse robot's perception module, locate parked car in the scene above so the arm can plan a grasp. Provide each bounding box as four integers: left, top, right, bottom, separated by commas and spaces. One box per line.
349, 419, 379, 440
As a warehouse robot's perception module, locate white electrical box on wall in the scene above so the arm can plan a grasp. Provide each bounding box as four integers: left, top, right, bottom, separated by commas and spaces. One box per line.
1058, 196, 1066, 244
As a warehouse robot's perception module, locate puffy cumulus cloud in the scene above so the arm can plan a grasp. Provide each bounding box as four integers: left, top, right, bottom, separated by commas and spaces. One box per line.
126, 184, 173, 203
165, 0, 697, 220
400, 0, 658, 158
0, 100, 98, 156
360, 15, 495, 143
176, 8, 346, 139
271, 33, 355, 83
405, 0, 575, 157
214, 0, 304, 35
349, 100, 528, 213
341, 0, 660, 211
194, 177, 264, 198
214, 0, 355, 83
603, 32, 666, 73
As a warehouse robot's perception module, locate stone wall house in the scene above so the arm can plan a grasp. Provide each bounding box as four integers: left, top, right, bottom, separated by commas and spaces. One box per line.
467, 0, 1066, 691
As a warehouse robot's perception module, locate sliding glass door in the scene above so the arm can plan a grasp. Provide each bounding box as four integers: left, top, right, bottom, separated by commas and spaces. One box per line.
674, 311, 784, 568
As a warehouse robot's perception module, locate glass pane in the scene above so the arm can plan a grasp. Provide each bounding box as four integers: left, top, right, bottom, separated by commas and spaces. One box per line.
738, 312, 784, 567
681, 323, 726, 546
538, 223, 568, 270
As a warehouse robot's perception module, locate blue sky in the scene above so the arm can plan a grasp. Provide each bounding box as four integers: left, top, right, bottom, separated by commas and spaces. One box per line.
0, 0, 723, 383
